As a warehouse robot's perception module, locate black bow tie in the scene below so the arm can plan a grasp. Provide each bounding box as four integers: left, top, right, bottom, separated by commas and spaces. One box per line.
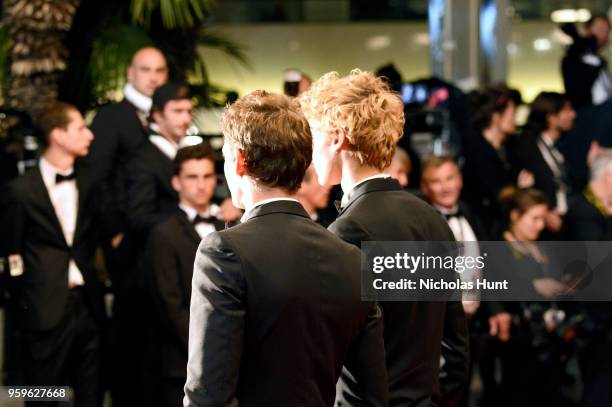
439, 208, 463, 220
55, 172, 76, 184
334, 200, 343, 213
193, 215, 216, 225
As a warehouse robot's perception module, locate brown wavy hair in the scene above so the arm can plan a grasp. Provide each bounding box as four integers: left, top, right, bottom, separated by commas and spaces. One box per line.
221, 90, 312, 192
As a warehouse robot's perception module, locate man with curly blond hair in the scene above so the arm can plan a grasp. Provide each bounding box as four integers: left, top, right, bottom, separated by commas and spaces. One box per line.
300, 70, 469, 407
184, 90, 388, 406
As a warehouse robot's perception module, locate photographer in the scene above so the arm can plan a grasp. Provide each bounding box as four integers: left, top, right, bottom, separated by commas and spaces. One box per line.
561, 14, 612, 109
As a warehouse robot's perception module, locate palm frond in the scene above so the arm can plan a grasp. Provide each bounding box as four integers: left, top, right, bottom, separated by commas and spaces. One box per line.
131, 0, 210, 29
0, 23, 11, 99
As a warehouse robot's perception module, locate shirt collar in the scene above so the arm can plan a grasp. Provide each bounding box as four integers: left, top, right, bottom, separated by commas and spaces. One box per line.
240, 197, 300, 223
149, 132, 180, 160
341, 174, 389, 207
434, 204, 460, 215
39, 157, 74, 188
124, 82, 152, 113
179, 203, 220, 222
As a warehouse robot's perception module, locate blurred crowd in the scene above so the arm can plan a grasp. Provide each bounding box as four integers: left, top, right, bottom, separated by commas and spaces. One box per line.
0, 12, 611, 407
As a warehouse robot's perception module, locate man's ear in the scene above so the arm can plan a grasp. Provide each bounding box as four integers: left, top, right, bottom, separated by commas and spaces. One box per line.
510, 209, 520, 224
152, 109, 162, 125
171, 175, 181, 193
236, 149, 247, 177
490, 112, 501, 128
330, 128, 347, 154
127, 65, 135, 84
48, 128, 64, 147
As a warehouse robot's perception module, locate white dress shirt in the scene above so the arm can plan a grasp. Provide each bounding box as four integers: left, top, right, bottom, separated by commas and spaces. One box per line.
124, 82, 152, 114
39, 158, 84, 287
149, 130, 180, 160
148, 125, 194, 160
180, 203, 221, 239
538, 134, 568, 214
436, 204, 481, 303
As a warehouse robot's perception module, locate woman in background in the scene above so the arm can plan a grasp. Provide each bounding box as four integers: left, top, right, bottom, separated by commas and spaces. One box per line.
462, 87, 534, 235
490, 187, 574, 407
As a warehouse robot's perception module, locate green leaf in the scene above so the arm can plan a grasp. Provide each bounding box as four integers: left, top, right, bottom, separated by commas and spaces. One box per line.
131, 0, 210, 29
0, 23, 10, 102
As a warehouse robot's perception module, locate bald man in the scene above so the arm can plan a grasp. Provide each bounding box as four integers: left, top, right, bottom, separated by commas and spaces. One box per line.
87, 46, 168, 406
89, 47, 168, 252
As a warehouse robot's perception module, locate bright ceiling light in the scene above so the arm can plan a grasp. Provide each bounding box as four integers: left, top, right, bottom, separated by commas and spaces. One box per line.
365, 35, 391, 51
551, 8, 591, 23
533, 38, 552, 51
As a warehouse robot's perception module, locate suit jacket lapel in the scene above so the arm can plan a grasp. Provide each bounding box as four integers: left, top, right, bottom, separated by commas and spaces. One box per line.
149, 143, 177, 198
178, 211, 203, 245
30, 168, 68, 246
73, 168, 91, 245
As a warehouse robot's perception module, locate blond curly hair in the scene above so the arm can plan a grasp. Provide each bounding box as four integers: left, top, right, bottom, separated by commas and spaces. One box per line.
298, 69, 405, 170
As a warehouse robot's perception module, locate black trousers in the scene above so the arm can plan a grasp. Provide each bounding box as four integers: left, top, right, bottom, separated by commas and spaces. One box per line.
160, 377, 186, 407
22, 288, 101, 407
580, 336, 612, 407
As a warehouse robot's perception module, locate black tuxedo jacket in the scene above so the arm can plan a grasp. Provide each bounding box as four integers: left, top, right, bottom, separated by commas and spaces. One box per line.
565, 192, 612, 241
457, 201, 489, 241
510, 134, 565, 208
421, 197, 489, 242
185, 200, 388, 407
0, 166, 105, 331
125, 138, 178, 238
146, 210, 224, 379
329, 178, 469, 407
462, 133, 516, 233
89, 99, 148, 238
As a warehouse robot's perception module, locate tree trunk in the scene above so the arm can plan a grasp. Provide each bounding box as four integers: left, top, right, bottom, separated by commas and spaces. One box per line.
3, 0, 79, 117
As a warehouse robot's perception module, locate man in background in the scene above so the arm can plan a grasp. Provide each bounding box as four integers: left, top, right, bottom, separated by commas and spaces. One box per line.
562, 14, 612, 109
147, 144, 224, 407
88, 46, 168, 259
296, 165, 333, 227
1, 102, 104, 406
386, 146, 411, 188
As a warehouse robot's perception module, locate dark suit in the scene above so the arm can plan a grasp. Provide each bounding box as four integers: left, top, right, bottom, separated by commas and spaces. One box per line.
566, 191, 612, 407
510, 133, 568, 209
562, 45, 611, 110
329, 178, 469, 407
462, 133, 516, 234
125, 136, 178, 243
557, 99, 612, 192
88, 100, 148, 239
1, 165, 104, 406
426, 199, 487, 407
565, 189, 612, 241
88, 100, 149, 406
114, 135, 179, 407
185, 200, 388, 407
146, 210, 224, 406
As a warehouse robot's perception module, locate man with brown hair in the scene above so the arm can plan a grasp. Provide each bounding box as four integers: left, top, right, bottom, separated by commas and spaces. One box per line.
300, 70, 469, 407
1, 102, 105, 406
146, 143, 224, 407
184, 90, 388, 406
296, 165, 333, 226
